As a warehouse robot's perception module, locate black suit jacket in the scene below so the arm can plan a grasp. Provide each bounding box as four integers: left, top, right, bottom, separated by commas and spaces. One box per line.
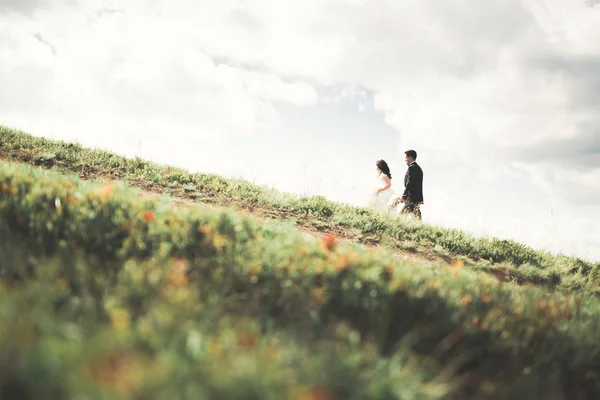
402, 162, 424, 204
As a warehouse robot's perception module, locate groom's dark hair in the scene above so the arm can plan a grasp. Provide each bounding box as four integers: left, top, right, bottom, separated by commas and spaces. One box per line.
405, 150, 417, 160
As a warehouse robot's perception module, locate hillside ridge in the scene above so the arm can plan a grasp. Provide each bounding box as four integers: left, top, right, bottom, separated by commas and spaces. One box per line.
1, 125, 598, 295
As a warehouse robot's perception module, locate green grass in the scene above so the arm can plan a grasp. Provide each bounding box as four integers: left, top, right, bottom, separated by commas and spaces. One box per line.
1, 126, 599, 296
2, 157, 600, 398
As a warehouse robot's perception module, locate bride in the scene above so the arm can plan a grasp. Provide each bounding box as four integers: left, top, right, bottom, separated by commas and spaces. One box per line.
366, 159, 397, 215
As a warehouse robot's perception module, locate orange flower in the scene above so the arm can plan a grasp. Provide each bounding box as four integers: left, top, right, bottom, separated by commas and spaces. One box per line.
99, 183, 114, 197
295, 388, 337, 400
460, 294, 472, 306
143, 211, 155, 223
481, 294, 491, 304
322, 233, 337, 251
236, 331, 258, 349
173, 258, 188, 273
0, 183, 8, 192
449, 259, 464, 269
333, 255, 350, 271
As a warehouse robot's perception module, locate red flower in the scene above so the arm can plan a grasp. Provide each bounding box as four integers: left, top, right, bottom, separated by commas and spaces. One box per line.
322, 233, 337, 251
144, 211, 155, 223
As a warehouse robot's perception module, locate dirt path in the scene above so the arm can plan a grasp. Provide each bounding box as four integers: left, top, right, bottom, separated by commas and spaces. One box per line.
122, 177, 445, 266
2, 145, 585, 291
0, 151, 447, 267
64, 175, 559, 288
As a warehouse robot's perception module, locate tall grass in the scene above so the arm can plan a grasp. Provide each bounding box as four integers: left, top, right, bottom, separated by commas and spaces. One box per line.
2, 160, 600, 398
1, 125, 599, 294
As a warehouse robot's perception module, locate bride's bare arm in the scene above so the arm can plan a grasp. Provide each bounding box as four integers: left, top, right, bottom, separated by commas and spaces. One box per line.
376, 176, 391, 193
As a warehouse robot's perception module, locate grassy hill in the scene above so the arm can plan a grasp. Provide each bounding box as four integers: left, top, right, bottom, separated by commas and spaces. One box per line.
1, 125, 600, 399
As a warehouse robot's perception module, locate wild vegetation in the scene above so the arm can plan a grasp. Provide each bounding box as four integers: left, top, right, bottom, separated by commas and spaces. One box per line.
1, 127, 598, 294
1, 126, 600, 399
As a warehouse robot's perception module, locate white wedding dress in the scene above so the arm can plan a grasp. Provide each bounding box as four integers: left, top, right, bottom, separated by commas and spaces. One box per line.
366, 173, 398, 215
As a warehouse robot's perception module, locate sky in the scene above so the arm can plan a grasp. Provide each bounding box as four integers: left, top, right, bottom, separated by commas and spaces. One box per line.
1, 0, 599, 262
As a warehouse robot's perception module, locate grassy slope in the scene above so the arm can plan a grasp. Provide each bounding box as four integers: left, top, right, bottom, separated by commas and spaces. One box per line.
2, 126, 600, 398
1, 126, 599, 294
2, 158, 600, 399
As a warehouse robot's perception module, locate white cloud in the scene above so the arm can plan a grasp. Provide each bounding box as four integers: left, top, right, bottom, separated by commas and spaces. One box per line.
0, 1, 318, 145
1, 0, 600, 260
117, 0, 599, 201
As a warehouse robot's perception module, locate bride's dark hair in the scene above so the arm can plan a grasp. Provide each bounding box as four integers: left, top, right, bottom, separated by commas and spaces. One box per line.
376, 159, 392, 179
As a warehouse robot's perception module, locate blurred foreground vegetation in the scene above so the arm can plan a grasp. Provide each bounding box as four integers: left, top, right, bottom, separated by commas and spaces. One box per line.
1, 127, 600, 398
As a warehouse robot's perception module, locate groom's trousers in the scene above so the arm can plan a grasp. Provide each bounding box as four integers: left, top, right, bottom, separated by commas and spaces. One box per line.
400, 202, 422, 220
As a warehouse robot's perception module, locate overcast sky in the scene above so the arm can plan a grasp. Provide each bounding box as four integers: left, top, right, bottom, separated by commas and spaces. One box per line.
1, 0, 599, 261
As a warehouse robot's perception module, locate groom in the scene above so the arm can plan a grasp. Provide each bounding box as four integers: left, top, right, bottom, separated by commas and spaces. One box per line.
395, 149, 424, 220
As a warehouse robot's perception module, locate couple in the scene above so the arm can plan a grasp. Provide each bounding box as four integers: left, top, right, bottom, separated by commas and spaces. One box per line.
368, 149, 424, 220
